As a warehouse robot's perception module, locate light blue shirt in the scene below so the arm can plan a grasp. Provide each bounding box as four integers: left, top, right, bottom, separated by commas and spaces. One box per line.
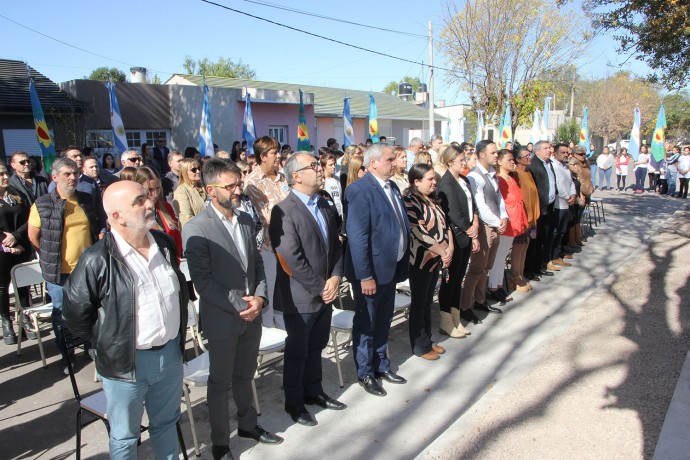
292, 189, 328, 245
538, 155, 557, 204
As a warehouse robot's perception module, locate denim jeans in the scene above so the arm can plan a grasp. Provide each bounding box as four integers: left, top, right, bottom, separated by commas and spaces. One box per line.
46, 274, 70, 354
635, 168, 647, 191
598, 168, 612, 189
590, 165, 598, 188
101, 336, 183, 459
667, 171, 678, 195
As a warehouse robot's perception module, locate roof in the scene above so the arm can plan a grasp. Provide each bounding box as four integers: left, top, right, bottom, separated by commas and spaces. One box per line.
0, 59, 82, 112
168, 74, 444, 121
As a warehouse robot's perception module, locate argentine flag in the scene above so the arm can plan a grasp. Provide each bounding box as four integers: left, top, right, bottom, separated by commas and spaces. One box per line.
243, 91, 256, 156
343, 97, 354, 148
628, 107, 641, 160
198, 83, 213, 157
107, 79, 128, 154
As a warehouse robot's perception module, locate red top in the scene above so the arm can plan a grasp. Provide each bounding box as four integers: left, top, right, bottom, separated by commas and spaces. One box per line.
497, 174, 529, 237
156, 201, 183, 259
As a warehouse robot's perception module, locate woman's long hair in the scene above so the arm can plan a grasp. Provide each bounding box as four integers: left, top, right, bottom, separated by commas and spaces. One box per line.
406, 163, 439, 206
133, 166, 178, 231
178, 158, 200, 187
346, 155, 364, 188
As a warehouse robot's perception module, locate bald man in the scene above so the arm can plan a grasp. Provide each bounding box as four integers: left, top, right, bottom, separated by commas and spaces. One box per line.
63, 181, 189, 459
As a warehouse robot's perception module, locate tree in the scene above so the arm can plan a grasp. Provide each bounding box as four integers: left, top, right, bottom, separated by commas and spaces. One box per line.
183, 56, 256, 79
439, 0, 590, 132
86, 67, 126, 82
150, 74, 162, 84
555, 118, 581, 144
584, 0, 690, 89
383, 76, 423, 97
663, 91, 690, 143
581, 71, 659, 145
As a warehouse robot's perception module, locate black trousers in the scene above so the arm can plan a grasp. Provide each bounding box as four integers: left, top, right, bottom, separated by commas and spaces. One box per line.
0, 251, 30, 319
283, 305, 332, 409
550, 208, 569, 261
437, 239, 471, 313
678, 178, 689, 198
526, 205, 553, 274
408, 265, 440, 356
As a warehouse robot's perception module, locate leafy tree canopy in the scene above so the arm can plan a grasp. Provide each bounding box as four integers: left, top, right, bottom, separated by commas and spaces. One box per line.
383, 76, 423, 97
86, 67, 126, 82
183, 56, 256, 79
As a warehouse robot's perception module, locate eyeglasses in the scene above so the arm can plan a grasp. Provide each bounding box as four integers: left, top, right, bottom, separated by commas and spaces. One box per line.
453, 157, 467, 164
190, 167, 200, 173
126, 157, 143, 163
17, 159, 29, 165
295, 161, 320, 172
208, 182, 243, 191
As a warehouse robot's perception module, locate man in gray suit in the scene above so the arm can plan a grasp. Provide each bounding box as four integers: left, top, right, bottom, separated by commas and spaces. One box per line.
182, 159, 283, 460
269, 153, 346, 427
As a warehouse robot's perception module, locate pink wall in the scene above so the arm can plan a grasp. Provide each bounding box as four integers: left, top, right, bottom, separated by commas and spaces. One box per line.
236, 101, 316, 149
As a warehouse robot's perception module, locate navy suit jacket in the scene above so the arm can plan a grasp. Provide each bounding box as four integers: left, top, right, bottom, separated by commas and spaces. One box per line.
344, 172, 410, 286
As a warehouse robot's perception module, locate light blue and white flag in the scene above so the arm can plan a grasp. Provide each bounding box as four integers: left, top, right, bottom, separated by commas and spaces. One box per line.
540, 97, 552, 141
475, 110, 484, 144
106, 79, 128, 155
198, 83, 213, 157
444, 118, 451, 142
530, 109, 541, 145
343, 97, 354, 148
243, 90, 256, 156
628, 107, 641, 160
579, 106, 590, 156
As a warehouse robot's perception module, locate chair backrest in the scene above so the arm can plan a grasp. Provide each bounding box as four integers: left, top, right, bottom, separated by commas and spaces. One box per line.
11, 261, 45, 290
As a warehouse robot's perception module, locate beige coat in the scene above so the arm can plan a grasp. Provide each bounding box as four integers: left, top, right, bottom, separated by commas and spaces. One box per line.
173, 183, 207, 228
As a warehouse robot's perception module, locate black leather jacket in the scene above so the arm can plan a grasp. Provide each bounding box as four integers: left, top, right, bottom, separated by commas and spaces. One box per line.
62, 230, 189, 382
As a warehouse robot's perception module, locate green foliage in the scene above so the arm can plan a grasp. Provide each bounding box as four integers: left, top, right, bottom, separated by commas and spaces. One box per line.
555, 118, 581, 144
382, 76, 423, 97
585, 0, 690, 89
183, 56, 256, 79
663, 91, 690, 142
86, 67, 126, 82
150, 74, 162, 84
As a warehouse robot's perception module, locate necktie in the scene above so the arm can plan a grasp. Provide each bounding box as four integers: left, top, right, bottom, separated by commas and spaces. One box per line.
308, 198, 328, 245
548, 161, 559, 194
385, 183, 408, 255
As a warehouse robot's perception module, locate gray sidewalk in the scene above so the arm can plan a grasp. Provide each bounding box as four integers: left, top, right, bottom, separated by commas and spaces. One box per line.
0, 190, 688, 459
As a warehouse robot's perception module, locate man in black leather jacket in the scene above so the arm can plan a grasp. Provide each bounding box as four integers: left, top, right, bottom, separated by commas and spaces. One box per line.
63, 181, 188, 458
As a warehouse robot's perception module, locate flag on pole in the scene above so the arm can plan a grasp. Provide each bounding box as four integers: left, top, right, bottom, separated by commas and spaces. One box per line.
343, 97, 354, 148
28, 70, 57, 172
475, 110, 484, 144
297, 90, 310, 151
500, 101, 513, 148
198, 82, 213, 157
650, 105, 667, 169
444, 118, 451, 142
628, 107, 641, 160
497, 115, 505, 148
368, 94, 379, 143
106, 78, 128, 156
540, 97, 552, 141
579, 106, 590, 156
530, 109, 541, 145
242, 90, 256, 156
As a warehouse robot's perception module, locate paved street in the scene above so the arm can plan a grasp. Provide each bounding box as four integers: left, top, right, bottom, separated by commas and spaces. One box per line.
1, 190, 688, 460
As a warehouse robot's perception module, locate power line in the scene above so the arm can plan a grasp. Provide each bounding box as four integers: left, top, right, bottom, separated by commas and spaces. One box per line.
237, 0, 426, 38
199, 0, 454, 73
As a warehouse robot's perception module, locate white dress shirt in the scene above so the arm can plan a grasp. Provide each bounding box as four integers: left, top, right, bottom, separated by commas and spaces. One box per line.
111, 229, 180, 349
537, 156, 557, 204
210, 203, 247, 269
552, 160, 576, 210
467, 163, 508, 228
457, 176, 474, 224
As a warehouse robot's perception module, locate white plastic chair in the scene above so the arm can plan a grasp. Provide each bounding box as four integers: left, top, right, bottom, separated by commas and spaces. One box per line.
252, 327, 287, 415
182, 352, 209, 457
11, 261, 53, 367
329, 307, 355, 388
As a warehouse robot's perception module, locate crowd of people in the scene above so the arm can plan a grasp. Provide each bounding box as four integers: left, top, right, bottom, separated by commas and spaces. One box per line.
1, 133, 687, 459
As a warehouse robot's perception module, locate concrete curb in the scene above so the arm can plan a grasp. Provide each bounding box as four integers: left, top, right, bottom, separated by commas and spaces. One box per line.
653, 350, 690, 460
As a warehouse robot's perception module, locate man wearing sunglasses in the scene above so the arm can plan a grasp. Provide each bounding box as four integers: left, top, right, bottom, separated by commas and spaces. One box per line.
114, 149, 144, 178
9, 151, 48, 205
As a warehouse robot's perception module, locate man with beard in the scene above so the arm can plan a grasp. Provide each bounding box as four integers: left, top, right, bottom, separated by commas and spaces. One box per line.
63, 180, 188, 458
183, 159, 283, 460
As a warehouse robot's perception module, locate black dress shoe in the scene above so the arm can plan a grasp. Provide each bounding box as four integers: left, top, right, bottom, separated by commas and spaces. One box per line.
285, 405, 318, 426
212, 445, 234, 460
460, 309, 483, 324
304, 394, 347, 410
375, 370, 407, 384
539, 268, 554, 276
237, 424, 284, 444
359, 375, 387, 396
474, 302, 503, 314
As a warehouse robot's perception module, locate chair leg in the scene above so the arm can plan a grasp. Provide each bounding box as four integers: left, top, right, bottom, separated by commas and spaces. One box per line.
15, 309, 23, 356
76, 409, 83, 460
600, 204, 606, 222
331, 330, 344, 388
176, 421, 189, 460
34, 315, 47, 368
183, 384, 201, 457
251, 379, 261, 416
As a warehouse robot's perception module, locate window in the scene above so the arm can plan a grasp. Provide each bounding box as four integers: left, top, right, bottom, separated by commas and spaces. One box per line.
126, 132, 142, 148
268, 126, 288, 144
146, 131, 167, 145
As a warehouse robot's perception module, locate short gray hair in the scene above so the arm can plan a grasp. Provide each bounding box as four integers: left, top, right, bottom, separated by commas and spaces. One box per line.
283, 152, 313, 186
363, 143, 392, 168
51, 157, 78, 176
120, 149, 139, 163
430, 134, 443, 143
409, 137, 423, 148
534, 140, 549, 152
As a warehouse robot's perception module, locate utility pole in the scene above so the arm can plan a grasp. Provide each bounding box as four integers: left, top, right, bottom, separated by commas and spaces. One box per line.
569, 68, 575, 119
428, 21, 435, 139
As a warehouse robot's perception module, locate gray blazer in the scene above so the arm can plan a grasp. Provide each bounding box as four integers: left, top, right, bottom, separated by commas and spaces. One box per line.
269, 190, 343, 315
182, 204, 267, 340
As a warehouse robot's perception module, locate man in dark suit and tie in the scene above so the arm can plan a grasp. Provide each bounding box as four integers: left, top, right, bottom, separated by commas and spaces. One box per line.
269, 153, 345, 426
153, 137, 170, 173
182, 158, 282, 460
345, 143, 411, 397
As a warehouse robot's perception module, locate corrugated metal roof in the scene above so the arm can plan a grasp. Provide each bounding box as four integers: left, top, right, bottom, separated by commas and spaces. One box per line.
0, 59, 82, 112
170, 74, 444, 121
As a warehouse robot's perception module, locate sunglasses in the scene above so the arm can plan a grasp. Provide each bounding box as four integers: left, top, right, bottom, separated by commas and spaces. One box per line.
127, 157, 142, 163
190, 167, 200, 173
17, 159, 29, 165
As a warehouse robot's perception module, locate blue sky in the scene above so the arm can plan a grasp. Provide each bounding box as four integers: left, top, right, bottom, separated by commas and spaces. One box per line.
1, 0, 650, 105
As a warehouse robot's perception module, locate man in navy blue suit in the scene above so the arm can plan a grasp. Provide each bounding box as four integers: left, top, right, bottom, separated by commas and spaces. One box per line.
345, 143, 411, 397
